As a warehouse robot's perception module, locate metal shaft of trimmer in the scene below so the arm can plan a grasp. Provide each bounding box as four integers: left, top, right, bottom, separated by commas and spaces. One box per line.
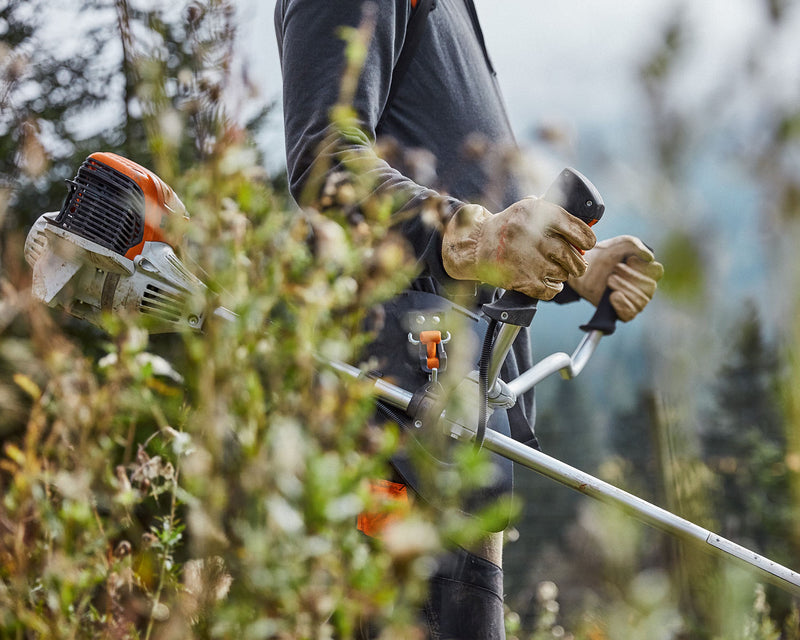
482, 429, 800, 595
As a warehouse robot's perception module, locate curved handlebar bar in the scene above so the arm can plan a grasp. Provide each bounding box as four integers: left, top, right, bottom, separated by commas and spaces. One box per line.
505, 330, 603, 399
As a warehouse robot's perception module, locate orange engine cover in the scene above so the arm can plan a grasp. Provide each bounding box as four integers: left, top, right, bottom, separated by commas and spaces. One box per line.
52, 152, 187, 260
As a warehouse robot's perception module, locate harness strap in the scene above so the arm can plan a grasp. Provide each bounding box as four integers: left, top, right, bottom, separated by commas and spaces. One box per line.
507, 401, 540, 450
462, 0, 495, 74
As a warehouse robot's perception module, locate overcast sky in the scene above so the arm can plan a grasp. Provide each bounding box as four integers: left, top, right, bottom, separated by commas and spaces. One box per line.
244, 0, 794, 172
245, 0, 685, 169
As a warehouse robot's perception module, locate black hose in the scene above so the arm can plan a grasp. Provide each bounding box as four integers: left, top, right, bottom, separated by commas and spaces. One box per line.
476, 318, 497, 449
376, 400, 415, 431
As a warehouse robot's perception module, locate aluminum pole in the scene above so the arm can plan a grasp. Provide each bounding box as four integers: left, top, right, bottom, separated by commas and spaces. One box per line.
481, 427, 800, 595
328, 350, 800, 595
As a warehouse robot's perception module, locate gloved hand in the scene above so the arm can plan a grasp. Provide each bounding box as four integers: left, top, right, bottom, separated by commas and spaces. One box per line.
441, 198, 596, 300
567, 235, 664, 322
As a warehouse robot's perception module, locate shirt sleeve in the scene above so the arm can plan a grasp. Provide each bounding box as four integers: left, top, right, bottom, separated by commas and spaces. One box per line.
275, 0, 463, 269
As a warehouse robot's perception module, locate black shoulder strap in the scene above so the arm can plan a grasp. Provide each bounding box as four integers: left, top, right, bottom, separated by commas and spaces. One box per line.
462, 0, 495, 74
380, 0, 435, 126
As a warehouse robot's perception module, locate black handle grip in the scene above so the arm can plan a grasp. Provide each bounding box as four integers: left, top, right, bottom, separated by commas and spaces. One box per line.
543, 167, 605, 226
483, 289, 539, 326
487, 168, 605, 326
545, 169, 618, 334
579, 287, 618, 335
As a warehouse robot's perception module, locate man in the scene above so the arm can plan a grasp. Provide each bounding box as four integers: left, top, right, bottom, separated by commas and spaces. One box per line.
275, 0, 663, 637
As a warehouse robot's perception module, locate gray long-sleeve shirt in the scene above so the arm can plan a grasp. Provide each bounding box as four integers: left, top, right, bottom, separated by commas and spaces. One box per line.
275, 0, 537, 438
275, 0, 523, 283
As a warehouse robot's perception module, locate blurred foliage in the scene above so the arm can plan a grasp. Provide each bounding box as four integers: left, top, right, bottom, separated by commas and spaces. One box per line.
0, 151, 436, 637
0, 0, 269, 438
506, 3, 800, 636
656, 230, 706, 304
0, 2, 515, 637
3, 0, 800, 638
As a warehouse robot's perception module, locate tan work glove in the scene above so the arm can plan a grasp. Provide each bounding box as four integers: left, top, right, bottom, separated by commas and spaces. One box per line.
568, 235, 664, 322
442, 198, 596, 300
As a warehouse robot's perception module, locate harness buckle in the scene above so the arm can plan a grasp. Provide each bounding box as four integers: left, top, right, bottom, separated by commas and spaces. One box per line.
406, 312, 451, 377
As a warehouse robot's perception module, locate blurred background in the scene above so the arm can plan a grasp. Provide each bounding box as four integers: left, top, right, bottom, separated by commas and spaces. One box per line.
2, 0, 800, 637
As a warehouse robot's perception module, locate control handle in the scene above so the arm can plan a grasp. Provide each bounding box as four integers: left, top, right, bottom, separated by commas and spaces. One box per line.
485, 168, 606, 327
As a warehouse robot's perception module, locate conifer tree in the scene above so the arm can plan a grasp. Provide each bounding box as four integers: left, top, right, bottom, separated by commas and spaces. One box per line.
702, 305, 791, 562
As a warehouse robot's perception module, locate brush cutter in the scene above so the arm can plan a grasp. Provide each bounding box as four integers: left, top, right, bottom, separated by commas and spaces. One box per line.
24, 152, 800, 595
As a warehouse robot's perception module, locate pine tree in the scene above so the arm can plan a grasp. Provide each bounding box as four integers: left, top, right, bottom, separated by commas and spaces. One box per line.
701, 304, 790, 559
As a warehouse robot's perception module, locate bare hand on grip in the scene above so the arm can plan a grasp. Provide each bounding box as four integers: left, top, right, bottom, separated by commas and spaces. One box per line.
441, 197, 597, 300
568, 235, 664, 322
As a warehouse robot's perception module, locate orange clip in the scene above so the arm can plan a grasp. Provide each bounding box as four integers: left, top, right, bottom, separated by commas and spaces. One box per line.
419, 330, 442, 370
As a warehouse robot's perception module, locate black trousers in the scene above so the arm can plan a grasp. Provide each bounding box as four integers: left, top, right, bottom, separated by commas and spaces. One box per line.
422, 546, 506, 640
358, 545, 505, 640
